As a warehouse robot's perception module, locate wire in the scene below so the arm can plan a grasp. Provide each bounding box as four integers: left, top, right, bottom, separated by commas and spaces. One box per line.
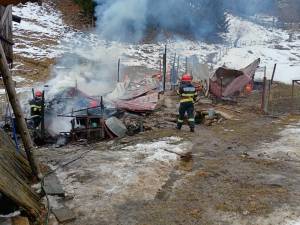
41, 148, 94, 225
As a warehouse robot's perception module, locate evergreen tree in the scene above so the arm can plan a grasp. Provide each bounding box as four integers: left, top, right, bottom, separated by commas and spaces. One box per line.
73, 0, 95, 16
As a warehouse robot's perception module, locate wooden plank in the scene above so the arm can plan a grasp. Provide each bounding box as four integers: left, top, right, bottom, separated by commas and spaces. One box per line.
0, 6, 9, 27
0, 130, 42, 219
43, 174, 65, 197
52, 208, 76, 223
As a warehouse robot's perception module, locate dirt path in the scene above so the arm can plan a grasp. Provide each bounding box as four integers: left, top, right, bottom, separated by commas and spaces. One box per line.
36, 95, 300, 225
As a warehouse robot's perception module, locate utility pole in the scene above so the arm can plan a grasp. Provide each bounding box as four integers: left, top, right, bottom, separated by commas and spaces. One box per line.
163, 45, 167, 92
0, 43, 40, 179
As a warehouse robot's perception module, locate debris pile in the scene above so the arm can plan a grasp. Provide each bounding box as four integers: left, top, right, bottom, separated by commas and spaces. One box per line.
35, 77, 161, 145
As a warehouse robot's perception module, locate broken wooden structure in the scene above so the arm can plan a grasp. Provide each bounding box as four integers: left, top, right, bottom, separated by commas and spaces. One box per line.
0, 2, 40, 178
58, 105, 118, 142
0, 129, 42, 219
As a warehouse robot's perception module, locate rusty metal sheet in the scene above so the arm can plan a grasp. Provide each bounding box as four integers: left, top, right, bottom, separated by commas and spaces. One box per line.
115, 92, 158, 112
209, 58, 260, 98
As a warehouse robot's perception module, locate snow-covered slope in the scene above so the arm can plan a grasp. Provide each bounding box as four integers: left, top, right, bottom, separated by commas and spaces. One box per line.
10, 2, 300, 85
221, 14, 300, 83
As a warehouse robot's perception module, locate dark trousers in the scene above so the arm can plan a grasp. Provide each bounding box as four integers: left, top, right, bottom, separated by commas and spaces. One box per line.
177, 102, 195, 129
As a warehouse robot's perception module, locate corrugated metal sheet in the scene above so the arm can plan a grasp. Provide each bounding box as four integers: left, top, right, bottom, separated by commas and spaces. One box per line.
209, 58, 260, 98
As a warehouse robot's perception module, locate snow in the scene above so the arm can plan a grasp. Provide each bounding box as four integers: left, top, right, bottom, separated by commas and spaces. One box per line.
219, 15, 300, 83
12, 2, 69, 59
53, 137, 191, 222
287, 221, 300, 225
10, 2, 300, 86
253, 122, 300, 162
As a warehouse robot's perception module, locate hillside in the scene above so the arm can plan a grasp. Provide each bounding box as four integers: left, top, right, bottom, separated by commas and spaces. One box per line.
1, 0, 298, 97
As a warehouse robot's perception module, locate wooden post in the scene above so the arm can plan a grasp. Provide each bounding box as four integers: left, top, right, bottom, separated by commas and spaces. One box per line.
292, 80, 295, 113
270, 63, 277, 85
117, 58, 120, 82
163, 45, 167, 92
41, 90, 45, 140
176, 56, 180, 78
185, 56, 188, 73
0, 43, 40, 179
261, 67, 267, 113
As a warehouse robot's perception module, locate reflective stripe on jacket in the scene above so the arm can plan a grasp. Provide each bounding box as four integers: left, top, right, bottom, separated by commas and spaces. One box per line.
177, 83, 197, 103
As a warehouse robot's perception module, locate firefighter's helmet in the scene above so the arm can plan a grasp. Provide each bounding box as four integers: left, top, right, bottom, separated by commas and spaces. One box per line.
181, 73, 192, 82
35, 90, 42, 98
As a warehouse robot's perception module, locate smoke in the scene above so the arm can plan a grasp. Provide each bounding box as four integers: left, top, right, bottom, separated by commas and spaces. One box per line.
43, 40, 124, 136
94, 0, 148, 42
94, 0, 228, 42
47, 42, 122, 97
224, 0, 276, 16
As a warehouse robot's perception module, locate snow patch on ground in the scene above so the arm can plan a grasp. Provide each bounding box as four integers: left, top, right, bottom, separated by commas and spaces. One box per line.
252, 121, 300, 162
54, 137, 191, 223
287, 221, 300, 225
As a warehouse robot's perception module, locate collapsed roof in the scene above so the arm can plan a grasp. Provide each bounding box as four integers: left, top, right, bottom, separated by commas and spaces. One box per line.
209, 58, 261, 98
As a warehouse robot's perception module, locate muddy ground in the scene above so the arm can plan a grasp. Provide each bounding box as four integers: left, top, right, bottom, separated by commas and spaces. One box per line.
36, 93, 300, 225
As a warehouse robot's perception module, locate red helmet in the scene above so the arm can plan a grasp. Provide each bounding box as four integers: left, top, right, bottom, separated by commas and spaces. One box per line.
181, 73, 192, 82
35, 90, 42, 97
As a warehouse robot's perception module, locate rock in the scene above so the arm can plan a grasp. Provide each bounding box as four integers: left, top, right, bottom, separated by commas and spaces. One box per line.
52, 207, 76, 223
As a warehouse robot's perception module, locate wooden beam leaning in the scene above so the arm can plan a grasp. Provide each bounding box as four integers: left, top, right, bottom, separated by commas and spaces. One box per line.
0, 42, 41, 179
0, 6, 10, 27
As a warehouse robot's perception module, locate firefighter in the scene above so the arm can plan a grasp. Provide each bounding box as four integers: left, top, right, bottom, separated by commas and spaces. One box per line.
29, 90, 43, 128
177, 73, 197, 132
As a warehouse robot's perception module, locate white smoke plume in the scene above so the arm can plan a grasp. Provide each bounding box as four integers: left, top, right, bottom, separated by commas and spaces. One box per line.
47, 43, 122, 97
95, 0, 148, 42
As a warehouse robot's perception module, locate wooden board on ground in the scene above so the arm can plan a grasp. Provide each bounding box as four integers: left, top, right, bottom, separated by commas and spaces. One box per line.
215, 109, 235, 120
43, 174, 65, 197
52, 207, 76, 223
